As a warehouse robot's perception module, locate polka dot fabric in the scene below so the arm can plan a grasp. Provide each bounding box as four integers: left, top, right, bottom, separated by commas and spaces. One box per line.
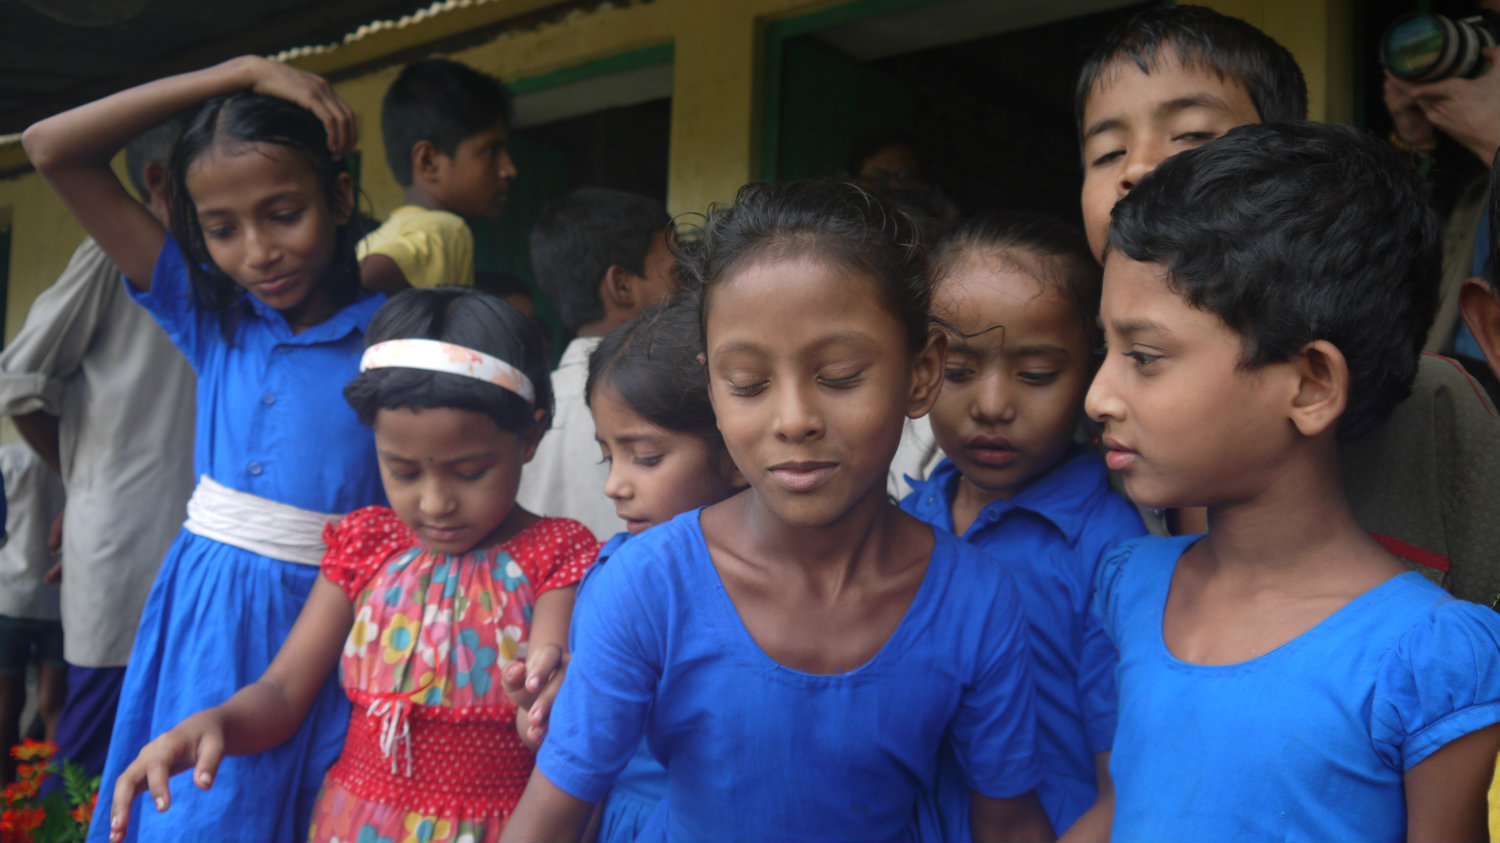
309, 507, 598, 843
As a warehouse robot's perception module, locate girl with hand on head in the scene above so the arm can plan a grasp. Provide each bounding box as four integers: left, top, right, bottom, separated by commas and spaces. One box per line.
504, 295, 746, 841
107, 287, 597, 843
501, 180, 1055, 843
23, 57, 385, 843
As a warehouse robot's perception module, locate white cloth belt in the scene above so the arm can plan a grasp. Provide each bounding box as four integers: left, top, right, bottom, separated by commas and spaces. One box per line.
183, 475, 342, 566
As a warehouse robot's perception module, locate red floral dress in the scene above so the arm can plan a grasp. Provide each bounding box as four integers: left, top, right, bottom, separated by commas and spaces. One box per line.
307, 507, 596, 843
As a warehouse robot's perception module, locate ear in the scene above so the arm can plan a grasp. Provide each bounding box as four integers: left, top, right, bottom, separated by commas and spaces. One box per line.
1287, 339, 1348, 437
601, 264, 639, 312
522, 407, 550, 463
331, 171, 355, 227
1460, 276, 1500, 381
143, 161, 169, 204
906, 327, 947, 419
411, 140, 441, 184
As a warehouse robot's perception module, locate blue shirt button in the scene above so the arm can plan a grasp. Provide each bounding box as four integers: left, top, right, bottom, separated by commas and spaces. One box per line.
247, 461, 263, 476
261, 391, 276, 406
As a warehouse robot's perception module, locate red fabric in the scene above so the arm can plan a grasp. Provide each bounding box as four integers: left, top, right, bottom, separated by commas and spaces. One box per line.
321, 507, 414, 599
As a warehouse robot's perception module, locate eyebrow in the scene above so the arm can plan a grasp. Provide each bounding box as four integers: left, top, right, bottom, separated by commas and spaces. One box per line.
1082, 93, 1237, 142
378, 450, 494, 464
196, 190, 305, 217
1007, 343, 1072, 359
1109, 318, 1169, 338
713, 331, 876, 358
595, 433, 663, 446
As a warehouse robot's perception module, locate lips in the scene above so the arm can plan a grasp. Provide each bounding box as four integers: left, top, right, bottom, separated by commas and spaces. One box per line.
1100, 435, 1138, 471
768, 461, 837, 493
421, 524, 466, 544
965, 434, 1018, 468
254, 274, 298, 298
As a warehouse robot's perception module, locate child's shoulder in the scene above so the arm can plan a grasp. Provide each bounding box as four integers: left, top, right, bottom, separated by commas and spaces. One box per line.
321, 506, 415, 597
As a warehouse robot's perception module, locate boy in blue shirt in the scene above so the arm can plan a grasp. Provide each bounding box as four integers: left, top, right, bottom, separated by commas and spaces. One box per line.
901, 212, 1146, 837
359, 58, 517, 293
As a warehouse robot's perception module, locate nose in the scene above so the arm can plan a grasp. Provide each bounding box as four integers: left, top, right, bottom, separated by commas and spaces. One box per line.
1084, 354, 1121, 424
1118, 139, 1165, 199
498, 150, 517, 181
417, 478, 457, 518
972, 371, 1016, 424
603, 459, 629, 501
243, 223, 280, 269
772, 381, 823, 444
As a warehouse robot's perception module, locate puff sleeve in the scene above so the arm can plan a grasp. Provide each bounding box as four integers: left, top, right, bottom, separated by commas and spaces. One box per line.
510, 517, 599, 595
1371, 599, 1500, 771
320, 506, 413, 600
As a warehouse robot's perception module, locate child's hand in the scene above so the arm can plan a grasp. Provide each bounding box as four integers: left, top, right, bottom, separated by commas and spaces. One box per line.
502, 644, 569, 750
234, 56, 357, 156
108, 711, 226, 842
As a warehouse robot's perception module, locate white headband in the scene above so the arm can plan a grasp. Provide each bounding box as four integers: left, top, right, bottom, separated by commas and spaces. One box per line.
359, 339, 535, 404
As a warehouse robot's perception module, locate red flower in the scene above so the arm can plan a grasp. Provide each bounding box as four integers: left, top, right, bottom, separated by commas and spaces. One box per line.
1, 777, 38, 803
71, 790, 97, 826
8, 740, 55, 762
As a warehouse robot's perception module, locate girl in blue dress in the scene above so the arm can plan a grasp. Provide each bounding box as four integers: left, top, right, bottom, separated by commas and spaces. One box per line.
24, 57, 385, 842
1083, 123, 1500, 842
506, 296, 747, 841
501, 180, 1054, 843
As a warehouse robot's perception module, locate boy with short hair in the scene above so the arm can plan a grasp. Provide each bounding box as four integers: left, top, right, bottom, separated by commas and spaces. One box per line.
516, 188, 677, 538
358, 58, 517, 294
1076, 4, 1500, 599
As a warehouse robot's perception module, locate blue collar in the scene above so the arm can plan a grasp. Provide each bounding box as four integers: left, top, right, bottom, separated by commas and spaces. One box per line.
906, 448, 1111, 544
241, 288, 386, 345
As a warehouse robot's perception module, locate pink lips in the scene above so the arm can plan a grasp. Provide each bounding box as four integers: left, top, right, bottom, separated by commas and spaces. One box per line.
966, 435, 1018, 468
421, 524, 466, 544
1101, 436, 1138, 471
256, 274, 297, 297
769, 461, 837, 493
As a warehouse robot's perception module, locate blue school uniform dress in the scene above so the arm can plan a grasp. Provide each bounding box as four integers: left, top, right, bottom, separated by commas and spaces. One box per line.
1097, 535, 1500, 843
87, 235, 386, 843
902, 450, 1146, 834
538, 509, 1042, 843
576, 532, 668, 843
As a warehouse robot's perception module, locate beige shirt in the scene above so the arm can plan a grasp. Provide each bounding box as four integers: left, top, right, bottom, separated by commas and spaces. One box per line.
516, 337, 619, 540
0, 239, 196, 666
0, 444, 65, 621
357, 205, 475, 289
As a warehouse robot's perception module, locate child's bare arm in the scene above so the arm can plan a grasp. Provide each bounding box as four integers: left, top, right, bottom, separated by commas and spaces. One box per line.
1058, 752, 1112, 843
499, 767, 596, 843
23, 56, 354, 290
1405, 723, 1500, 843
970, 789, 1055, 843
359, 255, 411, 296
107, 576, 353, 840
508, 585, 576, 748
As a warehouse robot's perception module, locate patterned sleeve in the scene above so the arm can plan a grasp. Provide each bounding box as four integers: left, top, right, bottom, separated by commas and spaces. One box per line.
320, 506, 413, 600
513, 518, 599, 595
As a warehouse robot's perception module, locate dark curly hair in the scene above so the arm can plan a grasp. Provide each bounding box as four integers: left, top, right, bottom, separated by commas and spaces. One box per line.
343, 287, 553, 435
1108, 121, 1440, 439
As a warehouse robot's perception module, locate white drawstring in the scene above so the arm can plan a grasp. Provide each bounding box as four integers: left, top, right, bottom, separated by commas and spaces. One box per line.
366, 696, 414, 777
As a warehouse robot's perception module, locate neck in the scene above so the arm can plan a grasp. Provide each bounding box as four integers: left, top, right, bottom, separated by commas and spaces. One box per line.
1198, 437, 1375, 580
739, 479, 898, 586
402, 185, 446, 213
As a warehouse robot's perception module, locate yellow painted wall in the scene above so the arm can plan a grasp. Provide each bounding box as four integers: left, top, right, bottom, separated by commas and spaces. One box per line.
0, 0, 1354, 352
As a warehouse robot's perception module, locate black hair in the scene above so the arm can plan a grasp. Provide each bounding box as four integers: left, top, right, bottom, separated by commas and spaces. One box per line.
932, 211, 1101, 340
866, 182, 962, 245
343, 287, 553, 436
846, 128, 923, 180
682, 180, 931, 355
1108, 121, 1440, 440
167, 92, 361, 339
124, 112, 190, 202
528, 188, 671, 333
381, 58, 514, 187
586, 294, 722, 451
1074, 5, 1308, 133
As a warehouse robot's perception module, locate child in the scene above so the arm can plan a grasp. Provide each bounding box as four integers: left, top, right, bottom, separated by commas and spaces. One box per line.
0, 442, 66, 782
106, 287, 599, 843
23, 57, 388, 842
1075, 3, 1305, 263
516, 188, 678, 539
901, 213, 1146, 836
501, 180, 1053, 843
358, 58, 517, 294
1086, 121, 1500, 842
506, 297, 746, 841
